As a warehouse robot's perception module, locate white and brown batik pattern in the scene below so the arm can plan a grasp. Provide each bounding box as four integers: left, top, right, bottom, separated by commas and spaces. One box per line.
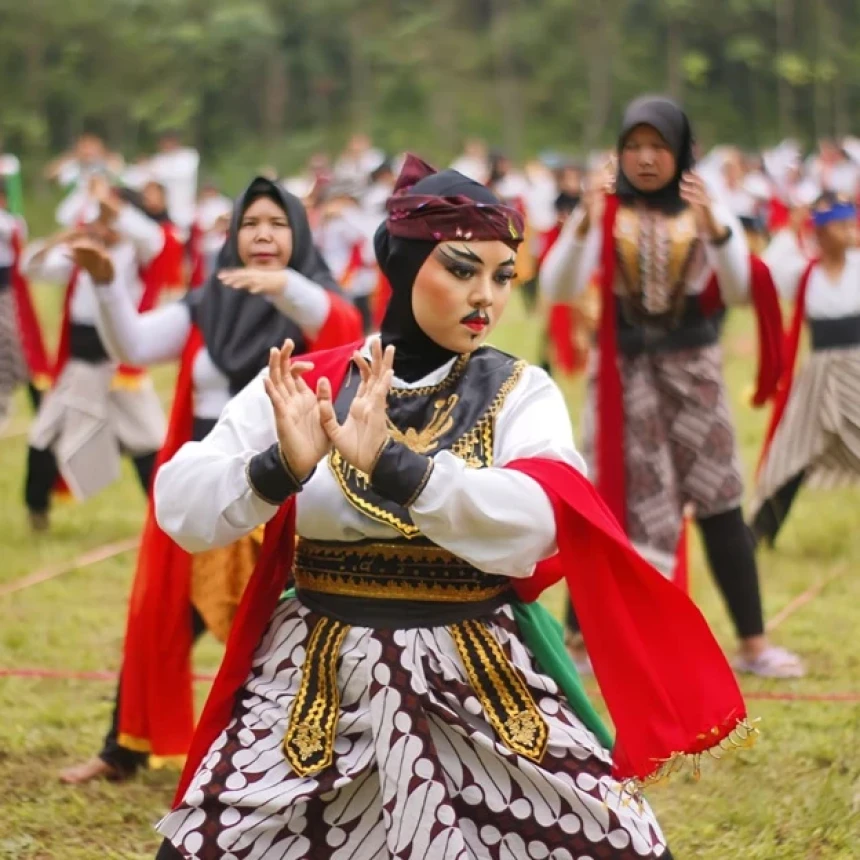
752, 347, 860, 518
583, 343, 743, 572
158, 599, 667, 860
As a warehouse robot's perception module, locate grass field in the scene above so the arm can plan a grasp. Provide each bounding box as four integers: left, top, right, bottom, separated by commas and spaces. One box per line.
0, 288, 858, 859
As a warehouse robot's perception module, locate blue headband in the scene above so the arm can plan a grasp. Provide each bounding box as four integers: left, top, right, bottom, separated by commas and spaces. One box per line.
812, 202, 856, 227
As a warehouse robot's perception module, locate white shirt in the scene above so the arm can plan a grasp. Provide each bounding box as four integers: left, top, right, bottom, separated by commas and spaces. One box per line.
450, 156, 488, 184
22, 205, 164, 324
766, 242, 860, 319
315, 206, 377, 296
92, 268, 333, 419
147, 148, 200, 232
541, 201, 751, 307
154, 346, 586, 579
195, 195, 233, 256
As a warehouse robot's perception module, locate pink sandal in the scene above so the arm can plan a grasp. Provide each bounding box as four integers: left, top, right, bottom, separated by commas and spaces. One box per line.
733, 645, 805, 679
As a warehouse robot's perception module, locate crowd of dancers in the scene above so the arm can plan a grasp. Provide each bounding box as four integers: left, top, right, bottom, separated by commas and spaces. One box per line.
0, 96, 858, 858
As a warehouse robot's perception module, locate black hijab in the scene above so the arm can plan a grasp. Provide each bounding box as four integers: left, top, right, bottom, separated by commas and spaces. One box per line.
186, 176, 339, 393
615, 95, 694, 214
375, 169, 502, 383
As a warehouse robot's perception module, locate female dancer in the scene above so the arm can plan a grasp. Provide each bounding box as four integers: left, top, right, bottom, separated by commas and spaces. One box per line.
150, 156, 751, 859
542, 95, 802, 678
59, 177, 361, 785
752, 193, 860, 544
21, 188, 167, 530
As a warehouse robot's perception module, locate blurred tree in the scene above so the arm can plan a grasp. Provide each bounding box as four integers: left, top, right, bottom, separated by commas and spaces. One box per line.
1, 0, 860, 171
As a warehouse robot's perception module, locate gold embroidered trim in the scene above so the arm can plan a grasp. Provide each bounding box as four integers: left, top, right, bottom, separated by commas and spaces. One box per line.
330, 357, 527, 538
294, 570, 509, 603
403, 458, 435, 508
244, 460, 283, 507
388, 354, 470, 398
449, 359, 527, 468
293, 539, 511, 603
283, 616, 350, 777
450, 619, 548, 763
329, 452, 422, 538
277, 443, 303, 486
621, 718, 760, 796
368, 436, 393, 476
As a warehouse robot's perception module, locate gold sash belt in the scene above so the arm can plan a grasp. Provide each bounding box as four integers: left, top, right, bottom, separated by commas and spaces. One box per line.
283, 540, 548, 776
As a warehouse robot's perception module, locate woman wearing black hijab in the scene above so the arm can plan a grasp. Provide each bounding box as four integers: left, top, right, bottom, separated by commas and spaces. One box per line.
543, 96, 803, 679
59, 177, 361, 786
150, 156, 755, 859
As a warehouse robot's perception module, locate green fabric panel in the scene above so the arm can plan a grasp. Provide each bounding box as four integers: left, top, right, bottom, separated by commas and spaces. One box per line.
512, 599, 614, 751
4, 169, 23, 216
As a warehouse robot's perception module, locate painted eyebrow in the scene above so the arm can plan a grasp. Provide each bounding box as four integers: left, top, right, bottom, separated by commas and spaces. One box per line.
445, 245, 484, 265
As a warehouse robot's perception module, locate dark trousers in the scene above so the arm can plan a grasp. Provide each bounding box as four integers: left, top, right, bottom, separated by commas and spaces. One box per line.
27, 382, 42, 412
568, 506, 765, 640
750, 471, 806, 548
24, 446, 157, 514
100, 607, 207, 774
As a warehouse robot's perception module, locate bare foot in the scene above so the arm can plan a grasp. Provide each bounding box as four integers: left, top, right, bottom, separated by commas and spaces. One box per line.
59, 757, 125, 785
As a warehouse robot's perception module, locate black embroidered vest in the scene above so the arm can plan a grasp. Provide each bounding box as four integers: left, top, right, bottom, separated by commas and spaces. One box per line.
328, 346, 527, 539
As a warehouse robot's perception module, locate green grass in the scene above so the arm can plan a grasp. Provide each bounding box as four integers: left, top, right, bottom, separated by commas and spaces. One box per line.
0, 290, 858, 858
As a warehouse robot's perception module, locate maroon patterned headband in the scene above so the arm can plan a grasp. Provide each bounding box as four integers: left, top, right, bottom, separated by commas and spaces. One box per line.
385, 154, 525, 250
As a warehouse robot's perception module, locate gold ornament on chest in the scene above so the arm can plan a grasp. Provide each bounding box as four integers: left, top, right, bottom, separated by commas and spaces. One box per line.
615, 206, 701, 321
386, 394, 459, 455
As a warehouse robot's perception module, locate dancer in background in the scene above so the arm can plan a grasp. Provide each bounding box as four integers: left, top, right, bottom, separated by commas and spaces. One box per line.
188, 180, 232, 288
59, 176, 361, 785
542, 96, 802, 679
21, 182, 167, 531
752, 193, 860, 545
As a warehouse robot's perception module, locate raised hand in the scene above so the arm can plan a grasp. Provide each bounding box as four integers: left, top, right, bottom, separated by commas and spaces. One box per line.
263, 339, 328, 481
218, 268, 287, 296
578, 156, 616, 236
70, 237, 115, 285
318, 337, 394, 475
680, 171, 724, 240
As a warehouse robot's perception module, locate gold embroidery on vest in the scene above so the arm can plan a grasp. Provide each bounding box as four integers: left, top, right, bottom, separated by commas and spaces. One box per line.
614, 206, 700, 324
330, 359, 528, 538
387, 395, 458, 454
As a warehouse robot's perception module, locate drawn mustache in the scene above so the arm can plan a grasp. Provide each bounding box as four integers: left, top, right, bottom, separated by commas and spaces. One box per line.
461, 309, 489, 324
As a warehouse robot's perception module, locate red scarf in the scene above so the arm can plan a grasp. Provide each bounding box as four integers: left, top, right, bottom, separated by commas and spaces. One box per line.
9, 227, 52, 387
596, 196, 784, 529
539, 224, 586, 376
173, 348, 746, 803
757, 259, 817, 474
145, 223, 185, 292
339, 240, 365, 290
117, 327, 202, 758
186, 222, 206, 289
118, 300, 363, 759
